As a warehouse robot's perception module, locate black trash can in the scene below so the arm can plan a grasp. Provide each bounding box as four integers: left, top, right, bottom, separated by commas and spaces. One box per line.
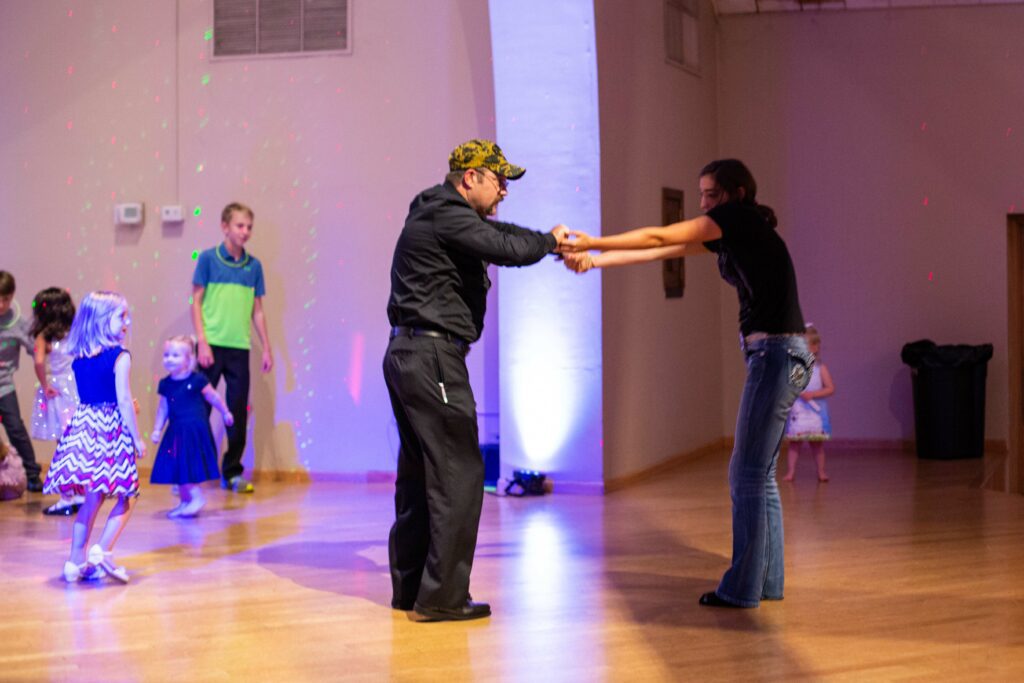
901, 340, 993, 459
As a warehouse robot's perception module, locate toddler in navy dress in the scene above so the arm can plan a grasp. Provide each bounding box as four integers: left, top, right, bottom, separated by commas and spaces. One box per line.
150, 335, 233, 518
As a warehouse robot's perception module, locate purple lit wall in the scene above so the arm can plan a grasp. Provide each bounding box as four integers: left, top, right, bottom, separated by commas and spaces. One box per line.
1, 0, 498, 477
489, 1, 604, 489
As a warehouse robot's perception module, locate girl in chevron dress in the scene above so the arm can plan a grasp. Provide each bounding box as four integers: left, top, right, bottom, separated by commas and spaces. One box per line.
43, 291, 147, 583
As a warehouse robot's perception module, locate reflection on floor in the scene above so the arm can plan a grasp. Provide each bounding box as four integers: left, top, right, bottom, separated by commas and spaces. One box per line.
1, 447, 1021, 681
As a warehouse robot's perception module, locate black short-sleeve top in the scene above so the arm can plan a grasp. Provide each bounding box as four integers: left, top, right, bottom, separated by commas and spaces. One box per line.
703, 203, 805, 337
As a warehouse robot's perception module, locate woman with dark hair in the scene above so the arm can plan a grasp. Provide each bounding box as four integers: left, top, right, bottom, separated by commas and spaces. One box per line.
561, 159, 813, 608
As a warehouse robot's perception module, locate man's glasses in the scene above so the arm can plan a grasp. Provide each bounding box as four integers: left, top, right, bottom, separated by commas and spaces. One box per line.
476, 168, 508, 193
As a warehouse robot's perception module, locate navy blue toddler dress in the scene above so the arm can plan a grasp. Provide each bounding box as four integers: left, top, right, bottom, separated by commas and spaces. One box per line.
150, 372, 220, 485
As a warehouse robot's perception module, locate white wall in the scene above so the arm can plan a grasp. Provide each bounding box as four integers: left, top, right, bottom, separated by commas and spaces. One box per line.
7, 2, 1009, 484
0, 0, 498, 477
595, 0, 726, 481
717, 6, 1024, 444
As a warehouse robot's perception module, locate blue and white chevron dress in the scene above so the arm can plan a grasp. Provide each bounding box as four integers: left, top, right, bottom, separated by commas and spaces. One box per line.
43, 346, 139, 497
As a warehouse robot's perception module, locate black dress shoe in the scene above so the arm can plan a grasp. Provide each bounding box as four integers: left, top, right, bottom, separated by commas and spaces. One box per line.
26, 478, 44, 493
413, 600, 491, 622
43, 500, 81, 516
391, 599, 415, 611
698, 591, 744, 608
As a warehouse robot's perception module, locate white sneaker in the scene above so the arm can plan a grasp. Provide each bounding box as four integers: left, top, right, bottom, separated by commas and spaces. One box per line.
178, 490, 206, 518
87, 544, 129, 583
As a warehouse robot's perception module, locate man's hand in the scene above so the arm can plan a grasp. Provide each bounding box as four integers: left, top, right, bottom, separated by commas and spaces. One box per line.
261, 349, 273, 373
550, 224, 571, 250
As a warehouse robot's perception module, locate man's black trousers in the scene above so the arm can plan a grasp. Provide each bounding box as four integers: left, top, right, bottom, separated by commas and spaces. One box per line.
383, 334, 483, 610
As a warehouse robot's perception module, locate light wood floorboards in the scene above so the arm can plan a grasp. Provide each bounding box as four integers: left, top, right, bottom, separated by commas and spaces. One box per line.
2, 448, 1023, 681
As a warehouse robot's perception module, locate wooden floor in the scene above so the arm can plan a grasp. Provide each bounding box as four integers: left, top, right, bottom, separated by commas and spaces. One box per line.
3, 447, 1024, 682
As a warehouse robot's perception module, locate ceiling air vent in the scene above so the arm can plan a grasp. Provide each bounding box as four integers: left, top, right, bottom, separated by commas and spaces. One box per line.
214, 0, 350, 58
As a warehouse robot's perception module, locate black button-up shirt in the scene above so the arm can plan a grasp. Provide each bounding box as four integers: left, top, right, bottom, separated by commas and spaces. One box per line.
387, 182, 557, 343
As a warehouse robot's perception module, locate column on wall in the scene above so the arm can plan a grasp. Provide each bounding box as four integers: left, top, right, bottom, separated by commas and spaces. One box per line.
489, 0, 604, 491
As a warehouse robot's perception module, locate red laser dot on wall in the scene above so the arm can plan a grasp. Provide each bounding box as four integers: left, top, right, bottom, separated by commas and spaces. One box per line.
1007, 128, 1014, 138
67, 65, 74, 76
111, 136, 117, 145
922, 197, 929, 206
111, 81, 117, 89
920, 122, 927, 132
928, 272, 934, 281
68, 9, 73, 17
66, 176, 73, 185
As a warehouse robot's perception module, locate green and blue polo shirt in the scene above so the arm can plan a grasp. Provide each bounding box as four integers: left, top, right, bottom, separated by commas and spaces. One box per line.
192, 244, 266, 350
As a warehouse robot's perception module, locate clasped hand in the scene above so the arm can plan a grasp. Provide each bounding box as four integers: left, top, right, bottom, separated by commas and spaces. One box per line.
549, 226, 596, 274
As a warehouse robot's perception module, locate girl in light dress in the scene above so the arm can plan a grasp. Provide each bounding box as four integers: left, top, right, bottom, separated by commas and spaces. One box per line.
30, 287, 83, 515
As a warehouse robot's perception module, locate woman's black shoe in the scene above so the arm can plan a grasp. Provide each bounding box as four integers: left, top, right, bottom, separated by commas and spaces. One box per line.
699, 591, 744, 608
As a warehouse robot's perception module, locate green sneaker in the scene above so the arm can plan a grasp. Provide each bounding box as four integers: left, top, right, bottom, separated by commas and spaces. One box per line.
223, 476, 254, 493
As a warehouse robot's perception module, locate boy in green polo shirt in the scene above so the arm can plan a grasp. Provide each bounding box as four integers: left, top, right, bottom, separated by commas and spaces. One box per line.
0, 271, 42, 492
191, 203, 273, 493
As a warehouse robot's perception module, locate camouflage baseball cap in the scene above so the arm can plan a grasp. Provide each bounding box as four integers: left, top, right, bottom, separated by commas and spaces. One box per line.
448, 139, 526, 180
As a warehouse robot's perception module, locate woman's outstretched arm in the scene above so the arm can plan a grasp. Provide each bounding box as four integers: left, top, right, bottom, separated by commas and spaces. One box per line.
562, 215, 721, 253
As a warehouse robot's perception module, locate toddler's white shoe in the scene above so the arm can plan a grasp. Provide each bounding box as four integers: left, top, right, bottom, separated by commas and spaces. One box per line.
178, 489, 206, 518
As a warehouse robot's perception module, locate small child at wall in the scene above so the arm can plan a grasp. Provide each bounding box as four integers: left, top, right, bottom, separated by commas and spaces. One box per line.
150, 335, 234, 518
783, 325, 835, 482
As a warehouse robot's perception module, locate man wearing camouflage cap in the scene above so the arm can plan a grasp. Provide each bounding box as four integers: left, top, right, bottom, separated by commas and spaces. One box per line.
384, 139, 568, 621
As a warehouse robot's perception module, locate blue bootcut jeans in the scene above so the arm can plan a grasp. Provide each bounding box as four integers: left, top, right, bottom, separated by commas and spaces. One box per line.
716, 334, 814, 607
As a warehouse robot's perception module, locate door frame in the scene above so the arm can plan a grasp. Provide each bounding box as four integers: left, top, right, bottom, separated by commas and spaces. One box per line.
1007, 214, 1024, 493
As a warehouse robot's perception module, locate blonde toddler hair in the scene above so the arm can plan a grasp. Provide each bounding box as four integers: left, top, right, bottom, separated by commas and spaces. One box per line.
166, 334, 199, 373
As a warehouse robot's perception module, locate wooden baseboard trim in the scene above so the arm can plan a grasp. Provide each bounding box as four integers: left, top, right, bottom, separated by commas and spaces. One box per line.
134, 437, 1009, 491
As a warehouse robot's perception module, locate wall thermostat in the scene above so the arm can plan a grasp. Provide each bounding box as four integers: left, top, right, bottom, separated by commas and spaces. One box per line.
114, 203, 144, 225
